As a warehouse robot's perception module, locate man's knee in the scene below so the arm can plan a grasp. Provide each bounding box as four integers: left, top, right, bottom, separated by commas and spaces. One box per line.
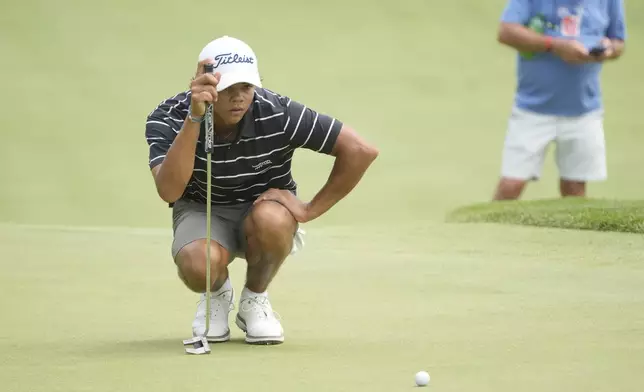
175, 240, 229, 292
245, 201, 297, 250
494, 178, 527, 200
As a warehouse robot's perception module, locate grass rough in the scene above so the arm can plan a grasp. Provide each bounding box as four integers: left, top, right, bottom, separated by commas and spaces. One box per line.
447, 197, 644, 234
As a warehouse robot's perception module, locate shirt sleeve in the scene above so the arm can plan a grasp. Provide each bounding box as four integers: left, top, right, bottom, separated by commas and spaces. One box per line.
500, 0, 531, 25
145, 113, 179, 169
607, 0, 627, 40
278, 96, 343, 155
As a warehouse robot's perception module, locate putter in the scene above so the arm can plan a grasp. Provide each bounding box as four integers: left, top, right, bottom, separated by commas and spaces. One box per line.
184, 64, 216, 355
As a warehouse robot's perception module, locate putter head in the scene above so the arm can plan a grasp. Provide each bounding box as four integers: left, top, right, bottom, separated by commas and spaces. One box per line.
183, 336, 211, 355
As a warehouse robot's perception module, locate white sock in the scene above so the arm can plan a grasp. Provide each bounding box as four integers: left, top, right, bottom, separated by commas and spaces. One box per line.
241, 286, 267, 300
212, 276, 233, 295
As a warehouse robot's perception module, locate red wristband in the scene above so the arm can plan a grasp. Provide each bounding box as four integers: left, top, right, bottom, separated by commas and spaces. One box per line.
544, 36, 553, 52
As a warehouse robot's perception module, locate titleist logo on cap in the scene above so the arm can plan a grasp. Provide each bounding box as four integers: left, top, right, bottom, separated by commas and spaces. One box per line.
213, 53, 255, 68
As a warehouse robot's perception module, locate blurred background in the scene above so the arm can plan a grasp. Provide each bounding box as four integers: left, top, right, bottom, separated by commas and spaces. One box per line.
1, 0, 642, 230
2, 2, 644, 392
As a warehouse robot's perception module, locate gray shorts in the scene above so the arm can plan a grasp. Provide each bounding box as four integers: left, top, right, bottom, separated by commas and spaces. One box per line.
171, 198, 305, 261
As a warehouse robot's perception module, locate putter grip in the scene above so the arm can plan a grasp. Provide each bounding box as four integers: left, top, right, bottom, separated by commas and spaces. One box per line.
204, 105, 214, 154
203, 63, 215, 153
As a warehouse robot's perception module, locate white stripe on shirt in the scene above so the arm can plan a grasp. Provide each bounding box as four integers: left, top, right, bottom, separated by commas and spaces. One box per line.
255, 112, 284, 122
318, 118, 336, 152
301, 113, 318, 147
147, 121, 178, 133
213, 157, 292, 180
194, 145, 290, 164
289, 105, 307, 141
149, 155, 165, 164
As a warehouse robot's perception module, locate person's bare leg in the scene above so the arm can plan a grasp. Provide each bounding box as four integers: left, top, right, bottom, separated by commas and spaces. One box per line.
175, 240, 230, 292
560, 179, 586, 197
176, 240, 234, 342
243, 201, 297, 293
493, 177, 528, 201
235, 200, 297, 345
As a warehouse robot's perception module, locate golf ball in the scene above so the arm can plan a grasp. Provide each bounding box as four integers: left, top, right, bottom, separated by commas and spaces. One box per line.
415, 371, 430, 387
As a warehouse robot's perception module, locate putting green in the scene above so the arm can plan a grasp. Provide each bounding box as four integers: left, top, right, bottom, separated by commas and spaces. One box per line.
1, 222, 643, 391
1, 0, 643, 391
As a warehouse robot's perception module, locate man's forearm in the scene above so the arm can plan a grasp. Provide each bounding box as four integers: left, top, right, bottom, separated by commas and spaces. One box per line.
154, 119, 201, 203
305, 146, 378, 221
498, 23, 553, 53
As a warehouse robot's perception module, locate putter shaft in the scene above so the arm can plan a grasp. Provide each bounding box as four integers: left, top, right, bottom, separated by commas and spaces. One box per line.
203, 102, 215, 338
205, 150, 212, 336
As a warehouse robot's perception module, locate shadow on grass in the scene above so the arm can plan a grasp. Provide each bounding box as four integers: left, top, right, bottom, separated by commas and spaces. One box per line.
81, 336, 293, 358
81, 338, 191, 358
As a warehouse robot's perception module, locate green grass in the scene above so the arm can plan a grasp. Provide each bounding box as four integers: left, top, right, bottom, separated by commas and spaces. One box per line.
2, 222, 644, 392
1, 0, 644, 391
448, 198, 644, 234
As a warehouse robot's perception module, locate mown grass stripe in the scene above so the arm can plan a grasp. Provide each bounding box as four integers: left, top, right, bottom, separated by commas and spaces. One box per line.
447, 198, 644, 234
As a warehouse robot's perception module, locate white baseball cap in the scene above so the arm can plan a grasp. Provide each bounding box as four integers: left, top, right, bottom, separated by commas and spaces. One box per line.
198, 36, 262, 92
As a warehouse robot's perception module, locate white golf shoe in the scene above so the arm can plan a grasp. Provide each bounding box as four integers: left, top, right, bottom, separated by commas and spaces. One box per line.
192, 288, 234, 343
235, 293, 284, 345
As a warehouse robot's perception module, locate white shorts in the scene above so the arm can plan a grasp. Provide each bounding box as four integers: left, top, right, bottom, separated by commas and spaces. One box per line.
501, 107, 607, 181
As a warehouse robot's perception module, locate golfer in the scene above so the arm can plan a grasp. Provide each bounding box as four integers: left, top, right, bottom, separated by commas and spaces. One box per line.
493, 0, 626, 200
145, 36, 379, 344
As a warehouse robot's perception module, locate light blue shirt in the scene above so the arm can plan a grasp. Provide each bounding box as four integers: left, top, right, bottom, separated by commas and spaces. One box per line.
501, 0, 626, 116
